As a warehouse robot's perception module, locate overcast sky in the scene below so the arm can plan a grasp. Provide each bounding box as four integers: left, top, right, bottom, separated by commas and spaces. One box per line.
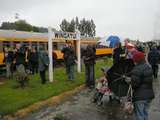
0, 0, 160, 41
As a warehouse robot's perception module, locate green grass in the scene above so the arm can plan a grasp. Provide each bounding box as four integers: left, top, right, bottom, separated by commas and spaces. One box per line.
0, 60, 112, 115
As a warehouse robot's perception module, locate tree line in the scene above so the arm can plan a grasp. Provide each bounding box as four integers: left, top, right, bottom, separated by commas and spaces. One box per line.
0, 17, 96, 37
0, 20, 50, 33
60, 17, 96, 37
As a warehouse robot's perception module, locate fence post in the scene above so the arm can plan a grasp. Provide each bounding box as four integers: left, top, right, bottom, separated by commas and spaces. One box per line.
48, 27, 54, 82
76, 30, 81, 73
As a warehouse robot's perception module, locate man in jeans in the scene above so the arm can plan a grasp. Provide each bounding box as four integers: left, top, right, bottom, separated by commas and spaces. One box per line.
61, 43, 76, 81
131, 51, 155, 120
83, 45, 96, 89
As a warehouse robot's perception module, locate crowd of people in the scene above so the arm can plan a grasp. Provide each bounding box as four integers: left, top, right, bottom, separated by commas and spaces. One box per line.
112, 41, 160, 120
2, 42, 97, 88
2, 41, 160, 120
62, 41, 160, 120
3, 44, 49, 87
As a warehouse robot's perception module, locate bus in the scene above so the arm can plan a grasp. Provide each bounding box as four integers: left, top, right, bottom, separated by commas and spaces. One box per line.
0, 30, 113, 66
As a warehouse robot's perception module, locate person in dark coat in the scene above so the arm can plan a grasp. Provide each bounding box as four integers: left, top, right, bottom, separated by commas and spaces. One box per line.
14, 44, 26, 66
148, 46, 160, 78
131, 51, 154, 120
61, 43, 76, 81
26, 46, 32, 73
113, 43, 122, 64
83, 45, 96, 89
14, 44, 28, 87
38, 47, 49, 84
3, 47, 14, 78
29, 47, 39, 74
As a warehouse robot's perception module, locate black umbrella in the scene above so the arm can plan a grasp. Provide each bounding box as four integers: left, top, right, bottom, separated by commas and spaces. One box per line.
107, 57, 134, 97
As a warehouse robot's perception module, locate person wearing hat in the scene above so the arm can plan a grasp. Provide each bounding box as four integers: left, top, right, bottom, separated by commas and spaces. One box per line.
125, 42, 137, 60
131, 51, 154, 120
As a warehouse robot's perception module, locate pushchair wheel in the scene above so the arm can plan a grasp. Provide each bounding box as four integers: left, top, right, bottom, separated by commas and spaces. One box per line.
91, 91, 99, 103
96, 93, 104, 106
97, 100, 103, 106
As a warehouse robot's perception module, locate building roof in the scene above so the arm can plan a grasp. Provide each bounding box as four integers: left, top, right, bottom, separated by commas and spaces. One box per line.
0, 29, 48, 39
0, 29, 99, 42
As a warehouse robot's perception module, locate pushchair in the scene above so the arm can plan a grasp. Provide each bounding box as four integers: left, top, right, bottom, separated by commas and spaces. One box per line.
92, 58, 134, 106
92, 67, 113, 105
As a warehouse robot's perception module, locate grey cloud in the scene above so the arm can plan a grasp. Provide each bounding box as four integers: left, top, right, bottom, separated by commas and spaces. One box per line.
0, 0, 160, 41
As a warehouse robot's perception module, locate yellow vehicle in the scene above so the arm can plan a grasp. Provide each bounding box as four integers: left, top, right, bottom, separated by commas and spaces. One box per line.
0, 30, 113, 66
0, 52, 4, 66
96, 48, 113, 56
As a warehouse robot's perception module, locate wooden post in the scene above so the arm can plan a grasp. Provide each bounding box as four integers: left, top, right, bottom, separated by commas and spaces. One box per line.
76, 30, 81, 73
48, 27, 54, 82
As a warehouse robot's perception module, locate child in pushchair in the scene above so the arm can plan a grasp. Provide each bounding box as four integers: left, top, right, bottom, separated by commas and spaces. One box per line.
92, 67, 113, 105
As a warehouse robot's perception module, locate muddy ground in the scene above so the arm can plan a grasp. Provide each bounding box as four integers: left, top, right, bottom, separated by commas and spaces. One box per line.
21, 79, 160, 120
